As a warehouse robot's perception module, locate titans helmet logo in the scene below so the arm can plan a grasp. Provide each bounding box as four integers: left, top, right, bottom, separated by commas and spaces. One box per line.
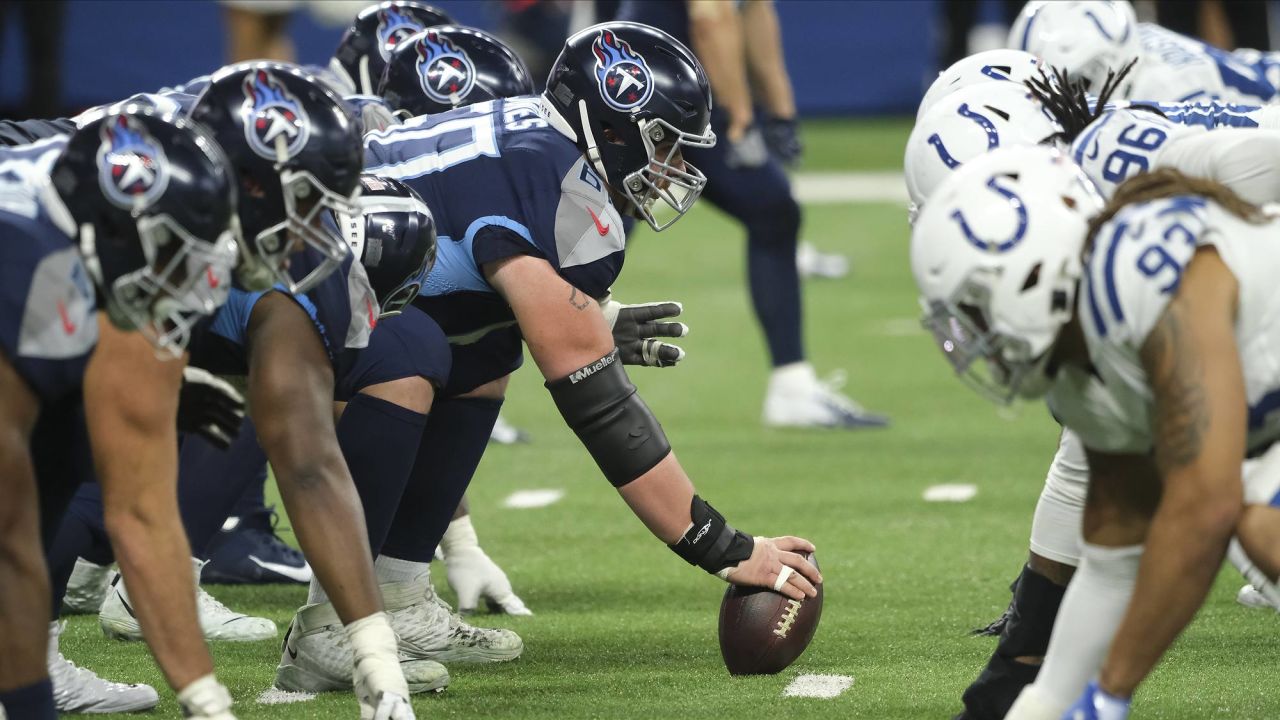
415, 31, 476, 105
96, 114, 170, 210
241, 70, 311, 162
592, 29, 653, 112
376, 6, 425, 61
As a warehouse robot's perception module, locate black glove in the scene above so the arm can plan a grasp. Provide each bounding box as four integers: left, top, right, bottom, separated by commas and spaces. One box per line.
725, 125, 770, 169
177, 367, 245, 450
600, 296, 688, 368
763, 116, 802, 166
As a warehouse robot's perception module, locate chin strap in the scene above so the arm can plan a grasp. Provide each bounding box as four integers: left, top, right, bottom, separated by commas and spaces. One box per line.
575, 100, 612, 187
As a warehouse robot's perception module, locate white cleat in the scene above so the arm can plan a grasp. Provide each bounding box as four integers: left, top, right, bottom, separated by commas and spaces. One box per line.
48, 621, 159, 713
276, 603, 449, 694
489, 413, 530, 444
1237, 584, 1280, 610
99, 560, 277, 642
763, 362, 889, 429
797, 241, 850, 279
63, 558, 113, 615
384, 579, 524, 665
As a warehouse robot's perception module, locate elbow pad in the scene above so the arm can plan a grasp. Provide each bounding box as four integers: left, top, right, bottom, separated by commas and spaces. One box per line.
546, 349, 671, 487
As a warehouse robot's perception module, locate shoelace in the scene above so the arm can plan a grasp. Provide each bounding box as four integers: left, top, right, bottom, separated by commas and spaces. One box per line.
196, 587, 239, 618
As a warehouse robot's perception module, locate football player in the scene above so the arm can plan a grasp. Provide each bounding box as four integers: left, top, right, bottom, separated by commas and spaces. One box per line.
44, 63, 420, 720
0, 108, 241, 718
343, 26, 822, 684
913, 146, 1280, 720
1011, 0, 1279, 104
617, 0, 885, 428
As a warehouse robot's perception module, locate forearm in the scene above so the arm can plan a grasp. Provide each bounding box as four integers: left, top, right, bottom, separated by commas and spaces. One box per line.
1099, 496, 1234, 696
741, 0, 795, 118
688, 1, 753, 132
617, 453, 696, 543
104, 502, 209, 690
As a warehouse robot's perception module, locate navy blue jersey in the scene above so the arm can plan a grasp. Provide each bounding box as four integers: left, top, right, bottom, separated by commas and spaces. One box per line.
188, 248, 378, 378
0, 137, 98, 404
364, 97, 627, 345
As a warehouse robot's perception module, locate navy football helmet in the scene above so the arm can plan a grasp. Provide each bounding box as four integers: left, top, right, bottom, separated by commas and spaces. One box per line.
331, 1, 454, 95
190, 62, 362, 293
333, 175, 436, 317
379, 26, 534, 117
543, 22, 715, 231
50, 107, 238, 357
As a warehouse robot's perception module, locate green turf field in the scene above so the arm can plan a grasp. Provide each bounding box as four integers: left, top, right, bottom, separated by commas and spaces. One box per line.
59, 118, 1279, 718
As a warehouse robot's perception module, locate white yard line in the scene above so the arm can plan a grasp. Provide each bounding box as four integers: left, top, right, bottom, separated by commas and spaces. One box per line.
792, 171, 908, 205
782, 673, 856, 699
502, 489, 566, 509
923, 484, 979, 503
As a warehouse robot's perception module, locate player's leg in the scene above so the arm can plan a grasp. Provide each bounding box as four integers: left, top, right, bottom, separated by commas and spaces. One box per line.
373, 373, 524, 664
0, 354, 57, 720
277, 307, 451, 694
958, 430, 1085, 719
1234, 443, 1280, 607
685, 118, 887, 429
1006, 451, 1158, 720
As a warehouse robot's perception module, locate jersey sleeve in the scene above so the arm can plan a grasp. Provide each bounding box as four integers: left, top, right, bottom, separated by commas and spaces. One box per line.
1154, 128, 1280, 205
1081, 198, 1208, 352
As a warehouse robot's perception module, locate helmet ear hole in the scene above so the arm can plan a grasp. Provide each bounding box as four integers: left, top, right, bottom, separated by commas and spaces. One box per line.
1020, 262, 1042, 292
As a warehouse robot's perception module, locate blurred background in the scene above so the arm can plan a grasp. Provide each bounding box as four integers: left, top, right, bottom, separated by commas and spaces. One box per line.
3, 0, 1278, 121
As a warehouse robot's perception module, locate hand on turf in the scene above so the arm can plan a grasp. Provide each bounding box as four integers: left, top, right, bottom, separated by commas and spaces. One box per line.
367, 692, 416, 720
1063, 681, 1130, 720
176, 675, 237, 720
177, 366, 245, 449
445, 544, 533, 616
600, 296, 688, 368
722, 536, 822, 601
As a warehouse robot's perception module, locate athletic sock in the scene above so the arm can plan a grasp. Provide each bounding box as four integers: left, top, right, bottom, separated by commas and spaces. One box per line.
0, 677, 57, 719
374, 555, 432, 585
380, 396, 502, 564
960, 565, 1069, 719
337, 393, 428, 555
1029, 543, 1142, 712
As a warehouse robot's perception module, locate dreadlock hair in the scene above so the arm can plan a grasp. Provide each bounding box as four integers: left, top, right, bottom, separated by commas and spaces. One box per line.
1085, 168, 1268, 249
1026, 58, 1157, 146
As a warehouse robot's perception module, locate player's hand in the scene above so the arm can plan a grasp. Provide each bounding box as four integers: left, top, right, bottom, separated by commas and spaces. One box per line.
1063, 681, 1130, 720
721, 536, 821, 602
366, 693, 415, 720
177, 675, 237, 720
177, 366, 245, 450
763, 116, 802, 166
444, 544, 533, 616
346, 95, 400, 134
726, 124, 769, 169
600, 296, 688, 368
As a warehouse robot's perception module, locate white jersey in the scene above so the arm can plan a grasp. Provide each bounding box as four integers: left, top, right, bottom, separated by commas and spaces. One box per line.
1132, 24, 1277, 104
1049, 197, 1280, 457
1071, 107, 1280, 205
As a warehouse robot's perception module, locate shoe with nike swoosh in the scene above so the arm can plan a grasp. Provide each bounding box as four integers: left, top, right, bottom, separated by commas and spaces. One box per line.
202, 507, 312, 585
99, 560, 277, 642
384, 578, 524, 664
275, 603, 449, 695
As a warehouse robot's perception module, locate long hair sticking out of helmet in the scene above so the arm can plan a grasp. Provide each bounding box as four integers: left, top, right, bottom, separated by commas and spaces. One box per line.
1026, 58, 1144, 146
1085, 168, 1267, 249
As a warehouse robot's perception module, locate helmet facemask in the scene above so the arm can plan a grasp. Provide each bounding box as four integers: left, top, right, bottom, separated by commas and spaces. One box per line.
85, 215, 239, 359
251, 166, 359, 294
617, 117, 715, 231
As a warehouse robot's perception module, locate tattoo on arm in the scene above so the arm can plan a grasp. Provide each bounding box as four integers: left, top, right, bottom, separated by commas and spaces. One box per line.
1141, 299, 1208, 473
569, 287, 590, 311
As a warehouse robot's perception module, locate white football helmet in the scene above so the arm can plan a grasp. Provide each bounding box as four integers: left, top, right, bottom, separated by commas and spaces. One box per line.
905, 82, 1063, 210
1010, 1, 1140, 94
917, 49, 1052, 121
910, 145, 1103, 403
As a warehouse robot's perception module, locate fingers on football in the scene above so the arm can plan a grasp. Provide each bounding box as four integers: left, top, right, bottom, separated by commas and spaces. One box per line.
772, 535, 817, 555
781, 551, 822, 591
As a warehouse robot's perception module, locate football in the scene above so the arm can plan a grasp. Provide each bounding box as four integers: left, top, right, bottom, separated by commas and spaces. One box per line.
718, 554, 823, 675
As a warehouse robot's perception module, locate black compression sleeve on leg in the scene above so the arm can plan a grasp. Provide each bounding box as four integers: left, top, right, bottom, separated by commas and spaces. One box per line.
545, 349, 671, 487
